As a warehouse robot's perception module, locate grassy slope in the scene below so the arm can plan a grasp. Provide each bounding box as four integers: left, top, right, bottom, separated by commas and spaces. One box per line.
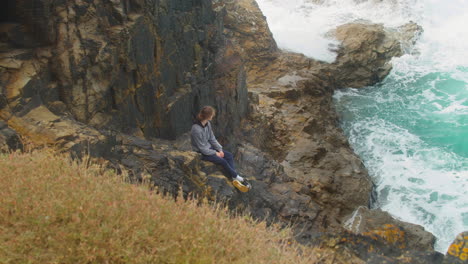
0, 150, 320, 264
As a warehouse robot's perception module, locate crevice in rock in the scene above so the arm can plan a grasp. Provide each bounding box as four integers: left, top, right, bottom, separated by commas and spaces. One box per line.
0, 0, 18, 23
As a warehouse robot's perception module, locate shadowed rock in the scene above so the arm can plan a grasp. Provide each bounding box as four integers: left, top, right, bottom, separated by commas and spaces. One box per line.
0, 120, 22, 152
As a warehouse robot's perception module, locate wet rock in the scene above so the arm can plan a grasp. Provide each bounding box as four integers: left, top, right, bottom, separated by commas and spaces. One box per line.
396, 21, 424, 53
344, 207, 436, 251
330, 22, 403, 88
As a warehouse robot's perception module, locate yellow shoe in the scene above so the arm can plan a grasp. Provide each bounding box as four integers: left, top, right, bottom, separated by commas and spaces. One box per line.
233, 180, 251, 192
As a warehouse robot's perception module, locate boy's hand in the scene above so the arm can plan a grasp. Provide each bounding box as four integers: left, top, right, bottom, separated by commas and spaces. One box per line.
216, 151, 224, 158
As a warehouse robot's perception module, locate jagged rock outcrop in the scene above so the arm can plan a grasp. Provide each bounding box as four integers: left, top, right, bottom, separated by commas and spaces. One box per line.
396, 21, 424, 53
330, 22, 403, 88
323, 21, 422, 89
223, 0, 278, 69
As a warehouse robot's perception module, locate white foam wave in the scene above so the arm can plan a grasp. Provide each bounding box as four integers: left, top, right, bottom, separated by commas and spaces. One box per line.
256, 0, 423, 62
334, 71, 468, 251
340, 113, 468, 252
257, 0, 468, 69
436, 99, 468, 114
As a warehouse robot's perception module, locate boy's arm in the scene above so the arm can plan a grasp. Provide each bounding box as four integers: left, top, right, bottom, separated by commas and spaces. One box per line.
208, 123, 223, 151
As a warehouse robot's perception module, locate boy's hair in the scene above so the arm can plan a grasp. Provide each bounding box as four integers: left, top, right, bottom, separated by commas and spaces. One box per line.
197, 106, 215, 121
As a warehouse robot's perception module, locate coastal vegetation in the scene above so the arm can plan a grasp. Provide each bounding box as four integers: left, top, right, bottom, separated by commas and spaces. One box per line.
0, 150, 321, 264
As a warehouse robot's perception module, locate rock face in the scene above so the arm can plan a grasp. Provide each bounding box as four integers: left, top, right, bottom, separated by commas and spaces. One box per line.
1, 0, 248, 141
241, 54, 374, 231
0, 0, 458, 263
223, 0, 278, 69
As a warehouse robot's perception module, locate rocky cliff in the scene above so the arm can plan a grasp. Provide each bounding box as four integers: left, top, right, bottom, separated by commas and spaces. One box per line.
0, 0, 461, 263
1, 0, 247, 143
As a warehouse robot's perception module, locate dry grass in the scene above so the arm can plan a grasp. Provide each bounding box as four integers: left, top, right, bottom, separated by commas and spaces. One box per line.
0, 150, 319, 264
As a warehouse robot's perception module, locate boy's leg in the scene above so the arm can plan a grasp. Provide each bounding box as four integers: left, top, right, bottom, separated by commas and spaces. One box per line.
222, 150, 235, 170
202, 154, 238, 179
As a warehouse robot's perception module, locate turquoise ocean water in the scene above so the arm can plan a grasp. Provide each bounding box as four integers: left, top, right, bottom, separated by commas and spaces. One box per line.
257, 0, 468, 252
334, 61, 468, 252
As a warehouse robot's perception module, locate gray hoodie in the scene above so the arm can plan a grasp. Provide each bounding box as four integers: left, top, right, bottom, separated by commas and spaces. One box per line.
191, 121, 223, 156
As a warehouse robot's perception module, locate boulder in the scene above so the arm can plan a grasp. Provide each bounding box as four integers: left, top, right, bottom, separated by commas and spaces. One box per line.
344, 207, 436, 251
331, 22, 402, 88
0, 121, 22, 152
325, 21, 423, 89
228, 3, 439, 260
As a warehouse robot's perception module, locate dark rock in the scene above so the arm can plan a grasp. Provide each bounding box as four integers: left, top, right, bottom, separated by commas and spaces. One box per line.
1, 0, 247, 141
0, 23, 38, 49
0, 121, 22, 152
206, 175, 235, 198
236, 143, 281, 183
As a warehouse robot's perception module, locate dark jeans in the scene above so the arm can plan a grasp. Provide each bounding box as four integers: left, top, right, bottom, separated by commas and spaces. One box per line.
202, 150, 238, 179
